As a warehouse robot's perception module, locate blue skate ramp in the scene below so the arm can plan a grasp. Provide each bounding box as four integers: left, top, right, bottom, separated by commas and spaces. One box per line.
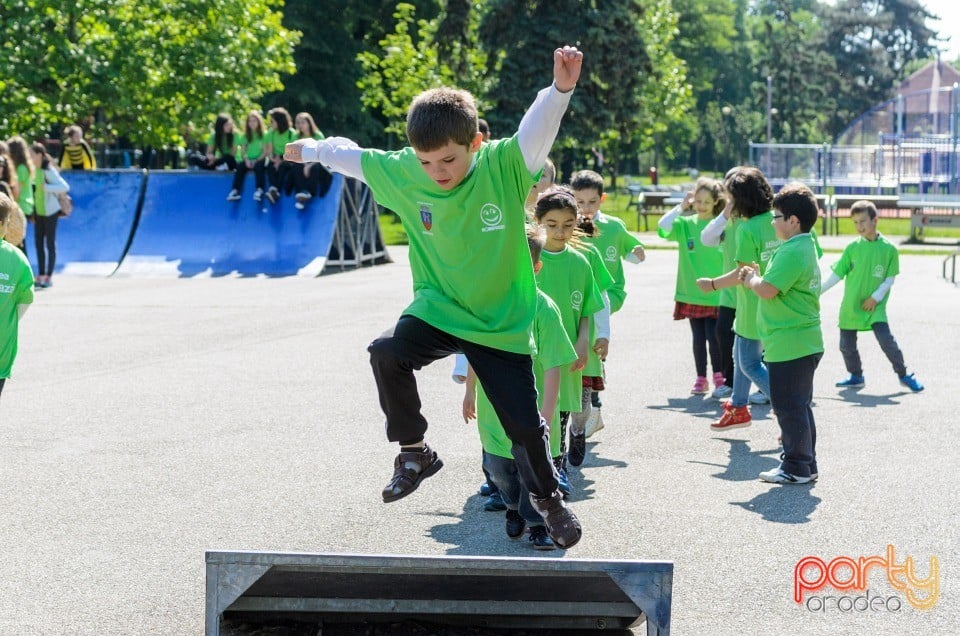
25, 170, 144, 276
114, 171, 343, 277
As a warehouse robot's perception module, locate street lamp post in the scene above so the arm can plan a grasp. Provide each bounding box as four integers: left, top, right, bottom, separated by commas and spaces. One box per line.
721, 105, 732, 167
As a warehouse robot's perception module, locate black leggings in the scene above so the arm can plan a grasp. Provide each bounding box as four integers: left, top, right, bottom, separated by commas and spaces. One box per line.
689, 316, 720, 377
716, 306, 736, 387
34, 214, 59, 276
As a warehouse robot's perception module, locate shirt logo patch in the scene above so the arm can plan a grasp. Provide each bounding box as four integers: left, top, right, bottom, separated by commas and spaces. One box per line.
873, 265, 884, 278
605, 245, 618, 262
480, 203, 505, 232
571, 290, 583, 310
419, 204, 433, 232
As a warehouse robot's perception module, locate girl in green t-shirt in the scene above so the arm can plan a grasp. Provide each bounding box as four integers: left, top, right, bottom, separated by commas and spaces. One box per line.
657, 177, 726, 396
291, 112, 332, 210
6, 137, 34, 262
264, 107, 296, 204
533, 188, 604, 496
227, 110, 268, 202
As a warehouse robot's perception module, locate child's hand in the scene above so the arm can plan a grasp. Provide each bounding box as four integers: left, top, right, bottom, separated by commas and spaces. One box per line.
553, 46, 583, 93
740, 266, 756, 286
722, 197, 734, 218
572, 339, 589, 371
462, 396, 477, 423
682, 191, 695, 211
593, 338, 609, 360
632, 245, 646, 262
861, 297, 878, 311
283, 140, 312, 163
696, 277, 714, 293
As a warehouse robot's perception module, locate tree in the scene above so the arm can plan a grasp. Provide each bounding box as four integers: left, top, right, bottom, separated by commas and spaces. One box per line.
0, 0, 299, 148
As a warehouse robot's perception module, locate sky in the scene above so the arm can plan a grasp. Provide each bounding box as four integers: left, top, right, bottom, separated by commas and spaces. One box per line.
921, 0, 960, 61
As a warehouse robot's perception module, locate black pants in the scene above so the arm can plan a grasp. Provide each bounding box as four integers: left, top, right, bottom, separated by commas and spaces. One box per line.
839, 324, 907, 377
267, 159, 293, 194
716, 306, 736, 387
368, 315, 559, 498
689, 316, 720, 377
769, 353, 821, 478
0, 378, 5, 398
292, 163, 333, 198
232, 160, 266, 193
34, 215, 58, 276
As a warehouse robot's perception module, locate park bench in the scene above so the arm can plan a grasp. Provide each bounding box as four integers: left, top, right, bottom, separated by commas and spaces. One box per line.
625, 186, 682, 231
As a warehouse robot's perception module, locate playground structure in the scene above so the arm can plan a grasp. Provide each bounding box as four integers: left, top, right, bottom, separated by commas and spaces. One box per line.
24, 170, 388, 278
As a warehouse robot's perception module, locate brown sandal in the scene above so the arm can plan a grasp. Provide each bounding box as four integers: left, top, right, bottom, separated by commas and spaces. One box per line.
530, 491, 582, 549
381, 445, 444, 503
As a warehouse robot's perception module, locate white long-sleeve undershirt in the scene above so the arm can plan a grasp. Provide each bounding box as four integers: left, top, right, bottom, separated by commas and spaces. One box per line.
820, 271, 896, 302
701, 213, 728, 247
657, 204, 684, 233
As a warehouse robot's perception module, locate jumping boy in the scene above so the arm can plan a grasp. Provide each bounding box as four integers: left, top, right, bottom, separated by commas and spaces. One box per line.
740, 182, 823, 484
284, 46, 585, 549
0, 192, 34, 402
820, 200, 923, 392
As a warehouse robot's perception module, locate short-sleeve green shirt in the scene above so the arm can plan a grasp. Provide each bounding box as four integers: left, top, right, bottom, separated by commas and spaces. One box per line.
266, 129, 297, 158
476, 290, 577, 459
235, 132, 266, 161
734, 212, 781, 339
0, 241, 35, 378
757, 233, 823, 362
831, 233, 899, 331
15, 165, 34, 214
536, 246, 604, 411
658, 214, 724, 306
584, 212, 642, 313
360, 135, 539, 354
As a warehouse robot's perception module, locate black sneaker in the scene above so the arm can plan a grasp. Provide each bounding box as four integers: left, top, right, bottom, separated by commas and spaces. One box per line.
568, 432, 586, 467
528, 525, 555, 550
265, 187, 279, 204
505, 509, 526, 539
591, 391, 602, 408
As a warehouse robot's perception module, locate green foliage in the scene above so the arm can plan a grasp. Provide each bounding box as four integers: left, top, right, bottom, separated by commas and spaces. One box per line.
0, 0, 299, 147
356, 2, 491, 143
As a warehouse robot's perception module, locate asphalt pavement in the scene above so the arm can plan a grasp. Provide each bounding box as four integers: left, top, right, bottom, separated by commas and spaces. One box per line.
1, 233, 957, 635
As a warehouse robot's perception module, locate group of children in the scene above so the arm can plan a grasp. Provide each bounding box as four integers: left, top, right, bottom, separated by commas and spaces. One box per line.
189, 108, 332, 209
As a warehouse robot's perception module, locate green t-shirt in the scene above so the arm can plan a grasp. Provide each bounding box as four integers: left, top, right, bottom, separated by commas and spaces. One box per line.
0, 241, 35, 378
717, 217, 738, 309
831, 233, 899, 331
584, 212, 643, 313
734, 212, 781, 339
235, 132, 266, 161
15, 165, 34, 214
757, 233, 823, 362
360, 135, 539, 354
33, 169, 48, 217
265, 129, 298, 158
573, 242, 613, 377
658, 214, 724, 306
536, 245, 604, 411
205, 132, 237, 158
476, 290, 577, 459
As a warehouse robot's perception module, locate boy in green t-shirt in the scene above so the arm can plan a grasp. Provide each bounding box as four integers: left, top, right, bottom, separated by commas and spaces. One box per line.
740, 182, 823, 484
820, 201, 923, 392
462, 228, 577, 550
284, 46, 585, 549
0, 193, 35, 401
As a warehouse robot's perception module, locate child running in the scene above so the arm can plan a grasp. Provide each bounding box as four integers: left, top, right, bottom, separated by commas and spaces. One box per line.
531, 188, 604, 492
462, 226, 577, 550
658, 177, 725, 395
820, 200, 923, 392
285, 46, 586, 549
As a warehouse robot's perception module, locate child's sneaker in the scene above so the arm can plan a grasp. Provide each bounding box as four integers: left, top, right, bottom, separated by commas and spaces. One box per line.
295, 191, 312, 202
691, 376, 710, 394
482, 491, 507, 512
711, 384, 733, 399
556, 468, 572, 497
899, 373, 924, 392
294, 200, 305, 210
836, 374, 865, 388
584, 408, 604, 438
505, 509, 526, 539
528, 525, 555, 550
265, 186, 279, 203
759, 466, 812, 484
568, 432, 586, 467
226, 189, 241, 201
748, 391, 770, 405
590, 391, 602, 408
712, 372, 725, 389
529, 491, 580, 549
710, 405, 751, 430
253, 188, 264, 202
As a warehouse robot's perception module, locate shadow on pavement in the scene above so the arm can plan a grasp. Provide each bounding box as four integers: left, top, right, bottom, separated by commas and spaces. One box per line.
730, 486, 822, 524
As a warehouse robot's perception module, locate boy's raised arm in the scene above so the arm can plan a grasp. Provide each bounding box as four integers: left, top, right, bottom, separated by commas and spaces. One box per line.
517, 46, 583, 174
284, 136, 366, 183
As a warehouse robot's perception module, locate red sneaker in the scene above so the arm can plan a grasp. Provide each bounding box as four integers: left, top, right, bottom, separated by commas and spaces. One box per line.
710, 405, 752, 430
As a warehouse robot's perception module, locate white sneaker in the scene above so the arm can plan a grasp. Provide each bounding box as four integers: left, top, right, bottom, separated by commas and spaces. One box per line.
748, 391, 770, 405
253, 188, 263, 202
584, 408, 604, 438
711, 385, 733, 399
294, 201, 305, 210
226, 189, 241, 201
295, 191, 312, 202
759, 467, 812, 484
